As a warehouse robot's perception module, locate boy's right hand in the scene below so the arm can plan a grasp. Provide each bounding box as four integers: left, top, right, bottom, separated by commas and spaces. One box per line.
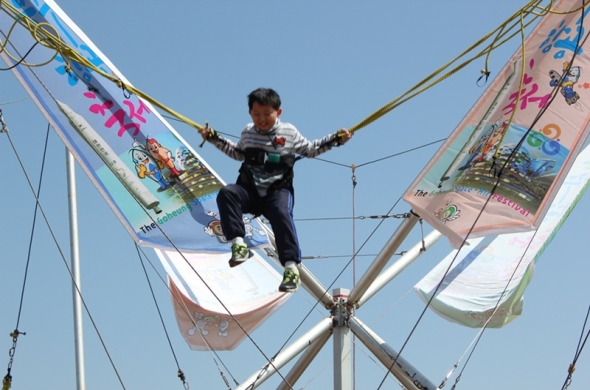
199, 123, 219, 140
198, 123, 219, 147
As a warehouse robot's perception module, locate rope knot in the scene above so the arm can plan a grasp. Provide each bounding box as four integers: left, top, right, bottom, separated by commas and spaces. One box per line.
477, 68, 491, 86
568, 363, 576, 374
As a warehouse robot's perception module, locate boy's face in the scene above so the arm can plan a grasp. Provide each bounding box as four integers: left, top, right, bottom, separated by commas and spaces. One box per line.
249, 101, 282, 132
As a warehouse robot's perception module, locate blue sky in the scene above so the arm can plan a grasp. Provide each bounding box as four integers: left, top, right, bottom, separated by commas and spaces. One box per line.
2, 1, 590, 389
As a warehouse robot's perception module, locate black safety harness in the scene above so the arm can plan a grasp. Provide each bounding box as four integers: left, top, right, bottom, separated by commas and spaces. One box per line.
237, 148, 297, 195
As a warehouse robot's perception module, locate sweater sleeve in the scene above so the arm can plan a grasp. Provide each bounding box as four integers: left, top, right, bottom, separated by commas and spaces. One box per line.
291, 128, 338, 158
209, 128, 246, 162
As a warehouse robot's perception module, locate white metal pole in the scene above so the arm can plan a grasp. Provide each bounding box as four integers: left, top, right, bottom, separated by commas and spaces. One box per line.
349, 316, 439, 390
67, 150, 86, 390
354, 229, 442, 308
300, 264, 335, 309
332, 288, 351, 390
348, 212, 419, 306
258, 221, 334, 307
235, 317, 334, 390
276, 327, 332, 390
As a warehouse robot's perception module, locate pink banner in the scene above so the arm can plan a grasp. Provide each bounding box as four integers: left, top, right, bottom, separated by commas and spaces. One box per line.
169, 279, 288, 351
404, 1, 590, 247
157, 249, 291, 350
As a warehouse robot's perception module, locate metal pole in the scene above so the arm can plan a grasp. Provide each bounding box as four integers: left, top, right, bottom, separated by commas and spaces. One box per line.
258, 221, 334, 308
332, 288, 351, 390
300, 264, 335, 309
67, 150, 86, 390
349, 316, 439, 390
277, 327, 332, 390
348, 212, 419, 306
355, 229, 442, 309
235, 317, 334, 390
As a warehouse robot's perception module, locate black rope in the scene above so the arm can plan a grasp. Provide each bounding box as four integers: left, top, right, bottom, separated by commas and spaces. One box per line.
267, 213, 407, 223
2, 123, 49, 388
15, 123, 49, 327
134, 244, 190, 389
161, 114, 239, 140
133, 244, 239, 388
0, 42, 41, 71
313, 137, 446, 169
4, 127, 128, 389
560, 304, 590, 390
355, 138, 447, 168
302, 253, 405, 260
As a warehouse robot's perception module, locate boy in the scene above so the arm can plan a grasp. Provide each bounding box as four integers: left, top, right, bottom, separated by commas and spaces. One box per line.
198, 88, 352, 292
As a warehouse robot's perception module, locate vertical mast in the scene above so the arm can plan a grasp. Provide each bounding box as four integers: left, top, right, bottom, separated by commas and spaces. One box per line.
333, 288, 352, 390
67, 150, 86, 390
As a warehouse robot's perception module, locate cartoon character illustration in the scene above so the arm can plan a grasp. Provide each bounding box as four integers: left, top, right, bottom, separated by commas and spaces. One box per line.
145, 136, 183, 179
205, 219, 228, 243
457, 125, 493, 171
479, 120, 509, 162
204, 211, 266, 243
242, 216, 267, 238
433, 198, 461, 224
187, 313, 221, 337
130, 140, 172, 192
217, 319, 230, 337
186, 312, 230, 338
458, 120, 507, 171
550, 61, 581, 105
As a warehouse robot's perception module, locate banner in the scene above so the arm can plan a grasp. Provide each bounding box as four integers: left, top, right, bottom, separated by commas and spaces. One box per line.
403, 1, 590, 247
157, 249, 290, 350
0, 0, 269, 252
414, 143, 590, 328
1, 0, 286, 350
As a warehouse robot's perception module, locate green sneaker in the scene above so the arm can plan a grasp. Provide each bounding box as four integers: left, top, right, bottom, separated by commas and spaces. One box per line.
229, 243, 250, 267
279, 267, 300, 292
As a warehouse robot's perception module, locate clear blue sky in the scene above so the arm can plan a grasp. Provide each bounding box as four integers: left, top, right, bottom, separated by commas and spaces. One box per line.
1, 1, 590, 389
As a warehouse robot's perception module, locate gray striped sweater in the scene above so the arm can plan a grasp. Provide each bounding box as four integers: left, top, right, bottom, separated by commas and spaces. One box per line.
211, 119, 338, 196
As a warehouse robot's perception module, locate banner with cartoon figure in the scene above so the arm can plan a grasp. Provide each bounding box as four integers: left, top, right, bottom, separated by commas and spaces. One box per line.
0, 0, 269, 253
414, 142, 590, 328
157, 248, 290, 350
403, 0, 590, 247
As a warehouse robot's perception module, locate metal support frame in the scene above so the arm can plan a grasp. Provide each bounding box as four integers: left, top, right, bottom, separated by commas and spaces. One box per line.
349, 316, 439, 390
241, 212, 439, 389
234, 318, 334, 390
67, 150, 86, 390
332, 288, 351, 390
355, 229, 442, 308
347, 212, 419, 306
258, 221, 334, 308
276, 327, 332, 390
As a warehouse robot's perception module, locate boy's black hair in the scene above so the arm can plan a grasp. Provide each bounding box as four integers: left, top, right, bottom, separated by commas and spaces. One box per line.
248, 88, 281, 110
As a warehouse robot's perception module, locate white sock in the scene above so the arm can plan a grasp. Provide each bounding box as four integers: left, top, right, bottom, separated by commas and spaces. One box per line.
232, 237, 244, 245
285, 261, 297, 269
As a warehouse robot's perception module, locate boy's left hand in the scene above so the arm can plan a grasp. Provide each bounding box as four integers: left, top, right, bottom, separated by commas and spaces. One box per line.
336, 128, 353, 145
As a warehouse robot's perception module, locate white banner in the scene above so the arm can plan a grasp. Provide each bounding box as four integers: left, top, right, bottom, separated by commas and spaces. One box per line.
414, 143, 590, 327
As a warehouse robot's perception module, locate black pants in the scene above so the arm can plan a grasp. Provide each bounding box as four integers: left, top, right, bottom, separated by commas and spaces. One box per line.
216, 183, 301, 266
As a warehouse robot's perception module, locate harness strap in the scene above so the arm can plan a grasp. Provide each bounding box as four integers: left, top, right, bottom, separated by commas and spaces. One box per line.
243, 148, 295, 167
238, 148, 296, 199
